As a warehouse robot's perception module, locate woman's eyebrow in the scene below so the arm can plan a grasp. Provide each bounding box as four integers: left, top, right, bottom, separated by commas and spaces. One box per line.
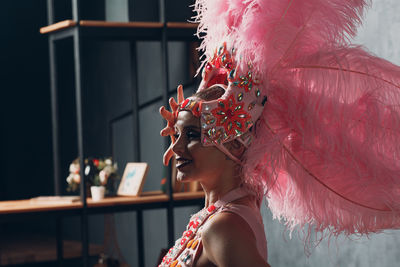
185, 125, 200, 129
175, 125, 200, 131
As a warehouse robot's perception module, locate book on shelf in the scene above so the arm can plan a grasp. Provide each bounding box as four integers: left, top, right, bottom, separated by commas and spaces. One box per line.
30, 196, 80, 204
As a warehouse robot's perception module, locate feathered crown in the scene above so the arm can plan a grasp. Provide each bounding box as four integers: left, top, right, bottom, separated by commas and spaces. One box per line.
161, 0, 400, 239
193, 0, 400, 238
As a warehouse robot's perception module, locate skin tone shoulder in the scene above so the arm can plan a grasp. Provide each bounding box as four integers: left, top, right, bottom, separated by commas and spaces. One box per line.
172, 108, 271, 267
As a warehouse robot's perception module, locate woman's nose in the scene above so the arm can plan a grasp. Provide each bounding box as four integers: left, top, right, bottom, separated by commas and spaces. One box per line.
172, 135, 185, 155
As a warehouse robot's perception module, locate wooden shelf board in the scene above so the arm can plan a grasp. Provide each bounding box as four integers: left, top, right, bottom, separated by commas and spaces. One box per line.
0, 191, 204, 214
40, 20, 76, 34
166, 22, 198, 29
0, 199, 82, 214
80, 20, 163, 28
0, 234, 103, 265
173, 191, 205, 201
40, 20, 197, 34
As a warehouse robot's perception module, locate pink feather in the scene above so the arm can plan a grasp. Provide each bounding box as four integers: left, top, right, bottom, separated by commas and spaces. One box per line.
246, 46, 400, 235
195, 0, 400, 237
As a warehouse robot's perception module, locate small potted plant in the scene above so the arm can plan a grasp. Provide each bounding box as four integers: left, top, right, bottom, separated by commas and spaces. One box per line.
66, 157, 118, 201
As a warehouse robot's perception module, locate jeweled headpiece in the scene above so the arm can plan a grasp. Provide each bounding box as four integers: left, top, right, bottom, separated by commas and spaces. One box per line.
161, 42, 267, 164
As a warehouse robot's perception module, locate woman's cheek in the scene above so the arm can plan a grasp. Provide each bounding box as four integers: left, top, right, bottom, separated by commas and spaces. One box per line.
187, 140, 201, 152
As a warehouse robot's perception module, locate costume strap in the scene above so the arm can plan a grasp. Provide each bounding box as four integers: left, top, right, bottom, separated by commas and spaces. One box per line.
213, 186, 249, 207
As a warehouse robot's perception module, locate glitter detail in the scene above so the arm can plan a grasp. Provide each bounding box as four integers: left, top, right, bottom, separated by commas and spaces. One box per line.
237, 92, 243, 102
248, 102, 255, 110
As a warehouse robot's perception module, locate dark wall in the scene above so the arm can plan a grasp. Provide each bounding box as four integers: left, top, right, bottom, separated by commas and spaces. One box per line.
1, 0, 53, 200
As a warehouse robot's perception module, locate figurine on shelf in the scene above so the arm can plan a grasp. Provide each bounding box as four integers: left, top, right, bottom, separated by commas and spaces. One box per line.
66, 157, 119, 198
158, 0, 400, 266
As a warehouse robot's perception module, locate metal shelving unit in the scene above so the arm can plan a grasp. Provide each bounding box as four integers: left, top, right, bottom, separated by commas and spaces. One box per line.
41, 0, 202, 266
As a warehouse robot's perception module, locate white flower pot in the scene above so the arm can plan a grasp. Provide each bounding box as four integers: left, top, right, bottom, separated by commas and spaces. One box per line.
90, 186, 105, 201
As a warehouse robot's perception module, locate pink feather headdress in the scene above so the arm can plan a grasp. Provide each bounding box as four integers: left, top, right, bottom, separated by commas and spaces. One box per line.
194, 0, 400, 237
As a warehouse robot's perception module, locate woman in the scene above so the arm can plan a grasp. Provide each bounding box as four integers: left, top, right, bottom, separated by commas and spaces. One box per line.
159, 85, 270, 266
159, 0, 400, 265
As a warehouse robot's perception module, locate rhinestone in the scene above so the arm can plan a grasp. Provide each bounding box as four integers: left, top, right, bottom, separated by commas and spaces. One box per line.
248, 102, 255, 110
234, 105, 242, 111
192, 240, 199, 249
235, 121, 242, 128
217, 110, 225, 115
237, 92, 243, 102
221, 54, 226, 63
180, 238, 187, 245
262, 96, 268, 106
235, 129, 242, 136
227, 122, 232, 131
246, 120, 253, 128
218, 101, 225, 109
184, 230, 193, 237
187, 239, 194, 248
220, 116, 228, 124
229, 69, 236, 80
238, 114, 246, 118
206, 119, 215, 125
218, 45, 224, 55
256, 88, 260, 97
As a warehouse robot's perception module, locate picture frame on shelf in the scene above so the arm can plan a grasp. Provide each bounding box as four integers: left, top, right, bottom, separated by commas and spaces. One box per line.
117, 163, 149, 196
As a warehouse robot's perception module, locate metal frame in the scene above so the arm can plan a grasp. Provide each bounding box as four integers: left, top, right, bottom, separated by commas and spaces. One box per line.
45, 0, 200, 266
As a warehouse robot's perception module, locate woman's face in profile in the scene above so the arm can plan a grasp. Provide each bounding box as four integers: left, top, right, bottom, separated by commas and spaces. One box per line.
172, 109, 228, 183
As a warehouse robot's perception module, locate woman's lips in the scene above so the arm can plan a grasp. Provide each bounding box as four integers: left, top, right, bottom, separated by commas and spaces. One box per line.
176, 158, 192, 169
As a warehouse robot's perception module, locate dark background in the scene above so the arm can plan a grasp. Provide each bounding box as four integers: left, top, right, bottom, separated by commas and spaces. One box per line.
0, 1, 199, 266
1, 1, 53, 201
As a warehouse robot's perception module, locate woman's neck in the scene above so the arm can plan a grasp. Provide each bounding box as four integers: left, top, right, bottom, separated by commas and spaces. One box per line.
201, 170, 242, 207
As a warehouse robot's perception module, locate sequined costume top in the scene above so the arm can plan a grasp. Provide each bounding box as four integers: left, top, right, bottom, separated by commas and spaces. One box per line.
159, 187, 268, 267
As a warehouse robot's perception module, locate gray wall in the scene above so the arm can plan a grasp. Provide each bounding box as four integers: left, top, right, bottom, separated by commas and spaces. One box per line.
264, 0, 400, 266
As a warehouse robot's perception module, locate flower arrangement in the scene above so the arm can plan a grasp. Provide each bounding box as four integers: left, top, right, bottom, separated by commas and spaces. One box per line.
66, 157, 119, 193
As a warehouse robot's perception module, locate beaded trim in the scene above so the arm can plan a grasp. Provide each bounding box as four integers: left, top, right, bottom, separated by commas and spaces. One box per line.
159, 205, 218, 267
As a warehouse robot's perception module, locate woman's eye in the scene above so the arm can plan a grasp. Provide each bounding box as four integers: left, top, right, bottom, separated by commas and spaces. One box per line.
187, 131, 200, 139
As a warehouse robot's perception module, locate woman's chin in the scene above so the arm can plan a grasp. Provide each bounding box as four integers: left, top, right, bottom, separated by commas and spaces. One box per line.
176, 172, 195, 183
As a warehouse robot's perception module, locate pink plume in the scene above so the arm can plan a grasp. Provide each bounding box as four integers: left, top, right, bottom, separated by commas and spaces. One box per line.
244, 45, 400, 235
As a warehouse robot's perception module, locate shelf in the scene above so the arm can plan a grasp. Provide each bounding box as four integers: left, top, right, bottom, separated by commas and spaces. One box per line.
40, 20, 199, 41
0, 234, 103, 266
39, 20, 77, 34
0, 191, 204, 217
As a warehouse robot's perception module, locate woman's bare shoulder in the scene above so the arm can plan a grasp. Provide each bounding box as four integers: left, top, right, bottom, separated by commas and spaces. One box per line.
200, 212, 269, 267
